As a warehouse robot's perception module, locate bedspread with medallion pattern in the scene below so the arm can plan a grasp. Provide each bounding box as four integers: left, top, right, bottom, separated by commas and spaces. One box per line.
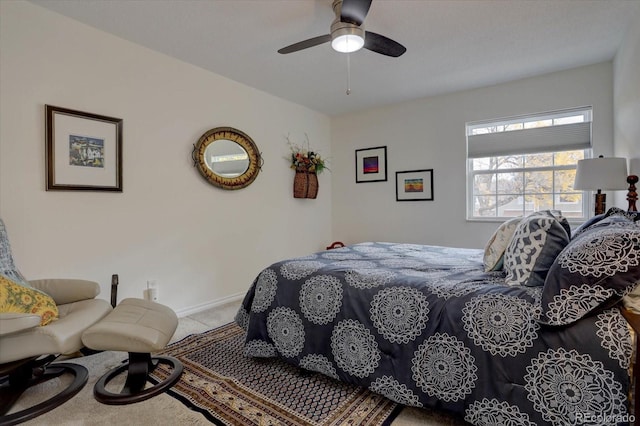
235, 242, 632, 425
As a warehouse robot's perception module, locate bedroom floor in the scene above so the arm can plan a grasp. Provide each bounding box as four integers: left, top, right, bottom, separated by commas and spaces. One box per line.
177, 300, 469, 426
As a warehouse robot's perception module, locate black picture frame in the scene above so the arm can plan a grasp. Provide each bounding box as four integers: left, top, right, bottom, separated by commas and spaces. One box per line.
396, 169, 434, 201
45, 105, 123, 192
355, 146, 387, 183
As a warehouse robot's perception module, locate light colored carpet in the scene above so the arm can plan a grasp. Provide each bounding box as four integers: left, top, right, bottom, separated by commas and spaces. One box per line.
12, 301, 467, 425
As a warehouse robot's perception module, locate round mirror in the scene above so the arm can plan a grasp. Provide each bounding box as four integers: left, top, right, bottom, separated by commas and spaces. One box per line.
193, 127, 261, 190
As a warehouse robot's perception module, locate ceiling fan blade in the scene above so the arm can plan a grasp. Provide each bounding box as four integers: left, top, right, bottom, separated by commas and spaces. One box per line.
364, 31, 406, 57
278, 34, 332, 54
340, 0, 372, 26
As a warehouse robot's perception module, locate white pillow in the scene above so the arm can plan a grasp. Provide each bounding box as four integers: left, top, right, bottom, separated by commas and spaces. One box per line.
483, 217, 522, 272
623, 281, 640, 314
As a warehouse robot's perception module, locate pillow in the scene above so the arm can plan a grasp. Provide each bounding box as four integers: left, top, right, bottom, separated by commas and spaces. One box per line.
0, 218, 30, 287
572, 213, 606, 239
542, 209, 572, 239
603, 206, 640, 222
503, 211, 570, 287
573, 207, 640, 239
623, 281, 640, 314
483, 217, 522, 272
0, 274, 59, 326
539, 216, 640, 326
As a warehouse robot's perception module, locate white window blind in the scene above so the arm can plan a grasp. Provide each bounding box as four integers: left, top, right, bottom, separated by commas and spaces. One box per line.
467, 107, 592, 158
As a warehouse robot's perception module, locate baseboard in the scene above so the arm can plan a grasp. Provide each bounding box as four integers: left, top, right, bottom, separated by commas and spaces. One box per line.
175, 292, 245, 318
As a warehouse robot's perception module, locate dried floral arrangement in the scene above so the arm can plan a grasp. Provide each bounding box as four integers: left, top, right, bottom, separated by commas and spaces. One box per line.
286, 134, 328, 174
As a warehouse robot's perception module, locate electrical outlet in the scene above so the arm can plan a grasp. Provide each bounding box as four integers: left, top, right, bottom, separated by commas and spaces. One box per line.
144, 280, 159, 301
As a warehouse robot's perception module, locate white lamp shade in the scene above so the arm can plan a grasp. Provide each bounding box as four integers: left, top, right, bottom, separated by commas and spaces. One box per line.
574, 157, 628, 190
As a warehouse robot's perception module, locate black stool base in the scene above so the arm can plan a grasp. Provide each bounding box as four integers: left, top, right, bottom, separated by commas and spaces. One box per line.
0, 360, 87, 426
93, 352, 183, 405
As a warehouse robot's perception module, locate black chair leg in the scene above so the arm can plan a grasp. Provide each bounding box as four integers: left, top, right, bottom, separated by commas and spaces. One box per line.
0, 360, 87, 426
93, 352, 183, 405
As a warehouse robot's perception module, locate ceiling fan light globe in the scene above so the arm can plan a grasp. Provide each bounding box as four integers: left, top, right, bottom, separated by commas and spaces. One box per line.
330, 23, 365, 53
332, 34, 365, 53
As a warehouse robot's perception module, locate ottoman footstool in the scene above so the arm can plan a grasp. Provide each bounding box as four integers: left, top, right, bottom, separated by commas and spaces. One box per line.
81, 298, 183, 405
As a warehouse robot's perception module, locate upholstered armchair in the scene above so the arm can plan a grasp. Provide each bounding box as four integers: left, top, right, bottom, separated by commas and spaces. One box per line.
0, 220, 112, 424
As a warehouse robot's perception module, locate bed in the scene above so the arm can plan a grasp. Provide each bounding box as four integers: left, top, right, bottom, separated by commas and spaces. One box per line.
235, 208, 640, 425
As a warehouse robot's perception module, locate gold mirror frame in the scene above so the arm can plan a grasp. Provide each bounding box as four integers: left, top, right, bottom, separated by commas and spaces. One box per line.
193, 127, 262, 190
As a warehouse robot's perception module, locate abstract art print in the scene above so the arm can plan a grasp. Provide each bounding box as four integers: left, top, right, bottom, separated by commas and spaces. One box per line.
363, 156, 379, 174
355, 146, 387, 183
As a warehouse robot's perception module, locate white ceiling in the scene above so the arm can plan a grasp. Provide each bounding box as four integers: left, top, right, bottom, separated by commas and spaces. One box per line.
30, 0, 640, 117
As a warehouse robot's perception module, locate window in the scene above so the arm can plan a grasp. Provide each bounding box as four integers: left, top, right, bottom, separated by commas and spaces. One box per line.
467, 107, 592, 220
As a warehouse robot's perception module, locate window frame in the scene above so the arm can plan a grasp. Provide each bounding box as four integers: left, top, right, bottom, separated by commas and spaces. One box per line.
466, 150, 591, 222
465, 107, 593, 222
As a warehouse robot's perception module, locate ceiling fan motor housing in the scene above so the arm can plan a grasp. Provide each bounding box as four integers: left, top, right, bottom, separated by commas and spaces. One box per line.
331, 0, 365, 53
331, 21, 365, 43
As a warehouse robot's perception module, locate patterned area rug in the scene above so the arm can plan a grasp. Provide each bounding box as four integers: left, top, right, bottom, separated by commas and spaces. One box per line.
150, 322, 401, 425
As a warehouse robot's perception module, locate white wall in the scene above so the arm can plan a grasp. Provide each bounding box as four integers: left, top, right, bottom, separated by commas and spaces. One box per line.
331, 62, 614, 249
1, 1, 628, 316
614, 10, 640, 207
0, 1, 332, 315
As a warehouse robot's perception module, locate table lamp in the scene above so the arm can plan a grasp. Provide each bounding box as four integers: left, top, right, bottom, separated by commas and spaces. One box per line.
574, 156, 628, 215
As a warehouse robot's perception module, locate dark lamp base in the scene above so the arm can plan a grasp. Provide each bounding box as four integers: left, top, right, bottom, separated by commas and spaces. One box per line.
628, 175, 638, 212
594, 192, 606, 216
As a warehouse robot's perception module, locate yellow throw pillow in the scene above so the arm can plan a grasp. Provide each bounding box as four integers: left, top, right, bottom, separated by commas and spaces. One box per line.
0, 274, 59, 326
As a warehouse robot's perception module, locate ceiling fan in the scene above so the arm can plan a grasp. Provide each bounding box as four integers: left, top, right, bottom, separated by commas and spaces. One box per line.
278, 0, 406, 57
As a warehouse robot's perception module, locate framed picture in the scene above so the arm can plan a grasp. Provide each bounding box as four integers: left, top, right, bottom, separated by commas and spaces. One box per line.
396, 169, 434, 201
46, 105, 123, 191
355, 146, 387, 183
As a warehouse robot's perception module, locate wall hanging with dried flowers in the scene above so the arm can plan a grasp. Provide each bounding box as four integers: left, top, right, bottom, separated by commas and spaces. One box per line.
286, 134, 329, 199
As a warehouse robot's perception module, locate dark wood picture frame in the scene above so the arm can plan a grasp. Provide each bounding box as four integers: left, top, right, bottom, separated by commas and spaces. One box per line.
355, 146, 387, 183
396, 169, 434, 201
46, 105, 123, 192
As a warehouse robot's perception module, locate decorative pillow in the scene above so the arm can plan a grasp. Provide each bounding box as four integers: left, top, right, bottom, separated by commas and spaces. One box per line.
0, 218, 30, 287
483, 217, 522, 272
0, 274, 59, 326
623, 281, 640, 314
503, 211, 571, 287
603, 206, 640, 222
539, 216, 640, 326
573, 207, 640, 239
572, 213, 606, 239
542, 209, 572, 239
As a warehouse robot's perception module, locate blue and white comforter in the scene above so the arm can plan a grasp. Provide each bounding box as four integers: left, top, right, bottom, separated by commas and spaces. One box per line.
236, 242, 632, 425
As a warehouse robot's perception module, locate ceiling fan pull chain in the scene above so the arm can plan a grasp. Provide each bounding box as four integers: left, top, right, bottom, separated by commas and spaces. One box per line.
346, 52, 352, 95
